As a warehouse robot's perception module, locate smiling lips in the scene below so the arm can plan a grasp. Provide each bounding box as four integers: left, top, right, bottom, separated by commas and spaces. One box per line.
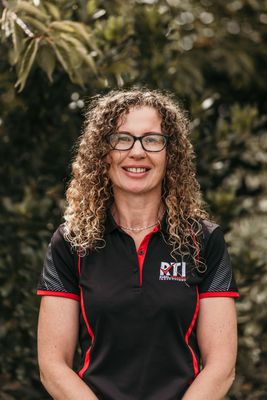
123, 167, 150, 174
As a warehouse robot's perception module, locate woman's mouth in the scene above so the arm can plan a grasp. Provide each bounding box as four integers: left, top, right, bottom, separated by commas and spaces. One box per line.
123, 167, 151, 174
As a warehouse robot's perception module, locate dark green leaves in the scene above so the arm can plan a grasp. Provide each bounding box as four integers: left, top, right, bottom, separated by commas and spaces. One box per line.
15, 38, 39, 91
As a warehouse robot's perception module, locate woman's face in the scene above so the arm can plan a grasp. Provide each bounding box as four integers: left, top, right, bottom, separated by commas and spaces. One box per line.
106, 106, 167, 197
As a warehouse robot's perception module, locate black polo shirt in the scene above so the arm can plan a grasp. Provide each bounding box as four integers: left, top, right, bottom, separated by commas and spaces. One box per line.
37, 213, 239, 400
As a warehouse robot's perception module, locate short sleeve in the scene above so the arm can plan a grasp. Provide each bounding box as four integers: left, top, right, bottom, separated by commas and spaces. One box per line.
37, 225, 80, 301
198, 222, 239, 299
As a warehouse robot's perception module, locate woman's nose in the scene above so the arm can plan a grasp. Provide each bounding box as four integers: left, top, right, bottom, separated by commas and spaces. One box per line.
129, 138, 146, 157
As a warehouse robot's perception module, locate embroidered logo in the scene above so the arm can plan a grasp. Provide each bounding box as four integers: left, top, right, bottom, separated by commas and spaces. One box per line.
159, 261, 187, 282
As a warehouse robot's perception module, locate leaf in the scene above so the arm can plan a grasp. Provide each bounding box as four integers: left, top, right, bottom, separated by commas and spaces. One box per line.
61, 21, 91, 43
1, 7, 8, 26
36, 44, 56, 82
50, 20, 91, 43
45, 2, 61, 20
22, 15, 48, 33
58, 33, 97, 74
51, 41, 85, 87
49, 21, 76, 33
10, 18, 25, 64
15, 38, 39, 91
50, 41, 70, 73
1, 8, 11, 38
12, 1, 49, 22
87, 0, 98, 16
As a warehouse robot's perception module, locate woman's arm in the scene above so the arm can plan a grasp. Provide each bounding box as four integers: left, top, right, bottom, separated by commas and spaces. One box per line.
37, 296, 98, 400
182, 297, 238, 400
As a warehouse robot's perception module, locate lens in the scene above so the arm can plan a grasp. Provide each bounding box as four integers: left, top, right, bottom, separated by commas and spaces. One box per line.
109, 133, 133, 150
142, 135, 166, 151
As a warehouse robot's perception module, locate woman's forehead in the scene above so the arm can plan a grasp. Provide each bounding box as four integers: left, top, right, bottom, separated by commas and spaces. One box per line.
117, 106, 162, 128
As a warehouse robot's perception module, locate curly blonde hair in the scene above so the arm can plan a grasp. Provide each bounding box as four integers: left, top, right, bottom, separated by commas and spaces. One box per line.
64, 88, 209, 269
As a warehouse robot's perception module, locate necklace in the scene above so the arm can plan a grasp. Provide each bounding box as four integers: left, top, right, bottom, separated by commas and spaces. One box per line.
119, 220, 159, 232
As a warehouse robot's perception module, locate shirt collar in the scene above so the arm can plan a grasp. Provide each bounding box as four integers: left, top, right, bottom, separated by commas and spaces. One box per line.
104, 209, 118, 234
159, 213, 168, 232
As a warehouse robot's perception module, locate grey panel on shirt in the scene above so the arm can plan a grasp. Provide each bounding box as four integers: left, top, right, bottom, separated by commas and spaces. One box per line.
208, 246, 232, 292
39, 243, 67, 292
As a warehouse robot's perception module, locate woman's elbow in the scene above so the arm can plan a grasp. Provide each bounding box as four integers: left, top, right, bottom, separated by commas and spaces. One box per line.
226, 366, 236, 389
215, 365, 236, 394
39, 363, 53, 390
203, 363, 236, 394
38, 359, 62, 391
39, 368, 46, 387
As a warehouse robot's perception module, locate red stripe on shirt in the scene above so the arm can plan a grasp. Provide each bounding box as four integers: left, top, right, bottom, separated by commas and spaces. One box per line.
77, 255, 95, 379
36, 290, 80, 301
185, 287, 200, 377
199, 291, 239, 299
190, 228, 200, 264
137, 225, 159, 286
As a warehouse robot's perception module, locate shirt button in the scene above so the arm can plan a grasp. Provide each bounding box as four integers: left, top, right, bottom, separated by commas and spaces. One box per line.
139, 250, 144, 255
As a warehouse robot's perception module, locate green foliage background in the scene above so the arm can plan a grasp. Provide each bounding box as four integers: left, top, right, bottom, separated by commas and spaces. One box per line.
0, 0, 267, 399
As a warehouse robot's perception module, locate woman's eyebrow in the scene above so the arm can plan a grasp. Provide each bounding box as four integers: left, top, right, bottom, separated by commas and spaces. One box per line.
116, 130, 163, 135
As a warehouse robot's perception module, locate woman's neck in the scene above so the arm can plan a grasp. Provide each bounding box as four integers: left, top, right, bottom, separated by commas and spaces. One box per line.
111, 192, 164, 230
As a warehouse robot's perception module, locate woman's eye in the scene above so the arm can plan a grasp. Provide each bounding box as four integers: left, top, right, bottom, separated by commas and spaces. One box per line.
144, 136, 158, 143
118, 135, 131, 142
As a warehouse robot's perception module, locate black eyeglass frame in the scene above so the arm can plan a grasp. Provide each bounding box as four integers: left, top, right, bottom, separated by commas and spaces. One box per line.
107, 132, 169, 152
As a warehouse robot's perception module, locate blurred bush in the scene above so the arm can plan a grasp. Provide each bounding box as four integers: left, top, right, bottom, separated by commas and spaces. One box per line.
0, 0, 266, 398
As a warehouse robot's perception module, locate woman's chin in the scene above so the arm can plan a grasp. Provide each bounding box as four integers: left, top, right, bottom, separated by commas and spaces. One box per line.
115, 184, 160, 197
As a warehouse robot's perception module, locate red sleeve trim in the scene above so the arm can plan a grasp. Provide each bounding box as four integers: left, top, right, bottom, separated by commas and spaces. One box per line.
199, 291, 239, 299
36, 290, 80, 301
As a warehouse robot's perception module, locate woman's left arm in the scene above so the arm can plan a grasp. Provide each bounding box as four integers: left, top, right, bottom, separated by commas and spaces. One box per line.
182, 297, 238, 400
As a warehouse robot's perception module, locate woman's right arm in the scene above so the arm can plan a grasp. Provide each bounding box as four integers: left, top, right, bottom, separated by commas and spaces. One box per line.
37, 296, 98, 400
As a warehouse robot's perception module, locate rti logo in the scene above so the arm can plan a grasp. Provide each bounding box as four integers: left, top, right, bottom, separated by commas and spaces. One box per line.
159, 261, 187, 282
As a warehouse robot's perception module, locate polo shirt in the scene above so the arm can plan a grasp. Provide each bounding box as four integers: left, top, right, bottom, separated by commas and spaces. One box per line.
37, 212, 239, 400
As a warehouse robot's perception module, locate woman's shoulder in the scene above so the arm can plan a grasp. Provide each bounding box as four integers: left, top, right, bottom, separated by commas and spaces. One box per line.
200, 219, 220, 234
198, 219, 224, 247
50, 223, 66, 242
49, 223, 74, 254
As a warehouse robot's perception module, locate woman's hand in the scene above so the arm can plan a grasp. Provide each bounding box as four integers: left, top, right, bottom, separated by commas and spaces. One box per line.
37, 296, 98, 400
181, 297, 237, 400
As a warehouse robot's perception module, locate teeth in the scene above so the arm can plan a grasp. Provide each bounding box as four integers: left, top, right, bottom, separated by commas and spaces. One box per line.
126, 167, 147, 173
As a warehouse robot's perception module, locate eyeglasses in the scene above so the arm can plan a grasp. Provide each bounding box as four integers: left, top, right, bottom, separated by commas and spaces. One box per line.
107, 132, 169, 152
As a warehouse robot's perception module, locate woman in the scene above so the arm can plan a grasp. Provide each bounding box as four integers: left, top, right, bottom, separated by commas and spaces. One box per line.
37, 88, 239, 400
